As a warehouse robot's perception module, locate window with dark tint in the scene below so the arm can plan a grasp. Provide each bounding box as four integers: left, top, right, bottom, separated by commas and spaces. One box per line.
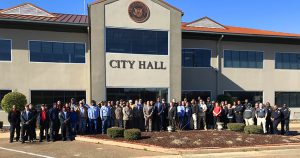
275, 92, 300, 107
275, 53, 300, 69
0, 39, 11, 61
224, 91, 263, 105
0, 90, 12, 110
181, 91, 211, 101
31, 90, 86, 106
224, 50, 263, 68
106, 28, 168, 55
29, 41, 85, 63
182, 49, 211, 67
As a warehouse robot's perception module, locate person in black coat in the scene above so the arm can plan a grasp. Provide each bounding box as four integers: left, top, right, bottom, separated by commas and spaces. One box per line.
8, 105, 21, 143
280, 104, 291, 135
49, 103, 59, 142
29, 104, 38, 140
59, 106, 71, 141
167, 102, 177, 128
271, 105, 282, 135
37, 104, 50, 142
20, 104, 34, 143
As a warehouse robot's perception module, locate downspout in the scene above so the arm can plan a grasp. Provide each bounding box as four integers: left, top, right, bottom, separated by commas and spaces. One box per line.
216, 35, 224, 99
87, 4, 92, 103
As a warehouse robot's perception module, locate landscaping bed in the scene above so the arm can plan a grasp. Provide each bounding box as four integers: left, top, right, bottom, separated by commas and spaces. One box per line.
86, 130, 300, 149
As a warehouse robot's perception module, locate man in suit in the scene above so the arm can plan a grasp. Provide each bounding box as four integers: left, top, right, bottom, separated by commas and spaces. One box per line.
143, 101, 154, 132
154, 97, 164, 131
38, 104, 50, 142
20, 104, 34, 143
29, 104, 37, 140
168, 102, 177, 129
59, 106, 71, 141
8, 105, 21, 143
49, 103, 59, 142
234, 100, 245, 123
134, 99, 144, 131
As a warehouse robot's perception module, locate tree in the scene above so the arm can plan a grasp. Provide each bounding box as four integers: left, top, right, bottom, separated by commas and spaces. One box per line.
1, 91, 27, 112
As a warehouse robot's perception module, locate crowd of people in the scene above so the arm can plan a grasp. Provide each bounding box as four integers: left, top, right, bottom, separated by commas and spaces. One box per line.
7, 97, 291, 144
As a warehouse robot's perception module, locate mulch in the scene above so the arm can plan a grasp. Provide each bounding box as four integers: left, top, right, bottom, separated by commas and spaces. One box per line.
86, 130, 300, 149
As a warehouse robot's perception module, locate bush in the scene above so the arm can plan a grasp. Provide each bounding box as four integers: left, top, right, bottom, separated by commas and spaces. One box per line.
227, 123, 245, 132
124, 129, 141, 140
244, 125, 263, 134
107, 127, 124, 138
0, 121, 3, 129
1, 91, 27, 113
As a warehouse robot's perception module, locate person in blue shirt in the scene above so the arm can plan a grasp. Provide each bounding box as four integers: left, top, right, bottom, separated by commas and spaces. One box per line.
100, 101, 111, 134
177, 101, 185, 129
88, 100, 100, 134
70, 107, 78, 139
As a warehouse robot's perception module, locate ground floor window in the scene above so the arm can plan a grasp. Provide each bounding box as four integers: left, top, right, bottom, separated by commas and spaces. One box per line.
0, 90, 12, 110
275, 92, 300, 107
181, 91, 211, 101
224, 91, 263, 104
107, 88, 168, 102
31, 90, 86, 106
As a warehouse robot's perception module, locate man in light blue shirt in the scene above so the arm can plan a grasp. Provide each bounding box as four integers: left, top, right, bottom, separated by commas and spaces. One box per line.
100, 101, 111, 134
88, 100, 99, 134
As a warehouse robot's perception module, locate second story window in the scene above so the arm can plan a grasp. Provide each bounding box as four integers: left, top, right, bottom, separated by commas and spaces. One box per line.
275, 52, 300, 69
29, 41, 85, 63
224, 50, 263, 68
182, 49, 211, 67
0, 39, 12, 61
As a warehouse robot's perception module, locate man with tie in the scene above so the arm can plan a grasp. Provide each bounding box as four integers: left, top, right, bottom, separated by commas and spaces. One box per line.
154, 97, 164, 131
37, 104, 50, 142
133, 99, 144, 131
59, 106, 71, 141
167, 102, 177, 129
143, 101, 154, 132
20, 104, 34, 143
49, 103, 59, 142
100, 101, 111, 134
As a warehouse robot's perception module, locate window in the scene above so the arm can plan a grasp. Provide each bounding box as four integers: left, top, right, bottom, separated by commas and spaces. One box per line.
106, 28, 168, 55
181, 91, 211, 101
275, 52, 300, 69
0, 39, 11, 61
30, 90, 86, 106
29, 41, 85, 63
275, 92, 300, 107
0, 90, 12, 110
182, 49, 211, 67
224, 50, 263, 68
224, 91, 263, 105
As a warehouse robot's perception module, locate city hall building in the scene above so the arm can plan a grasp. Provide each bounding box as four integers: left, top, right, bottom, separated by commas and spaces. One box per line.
0, 0, 300, 119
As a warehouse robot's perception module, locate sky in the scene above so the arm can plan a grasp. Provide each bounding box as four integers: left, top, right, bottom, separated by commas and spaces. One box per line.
1, 0, 300, 34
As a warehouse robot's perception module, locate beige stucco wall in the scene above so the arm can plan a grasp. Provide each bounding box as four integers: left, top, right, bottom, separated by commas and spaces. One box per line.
182, 38, 300, 119
90, 0, 182, 101
0, 28, 90, 103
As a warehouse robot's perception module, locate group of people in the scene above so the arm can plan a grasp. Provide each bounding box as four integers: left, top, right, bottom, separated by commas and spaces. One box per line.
8, 97, 291, 144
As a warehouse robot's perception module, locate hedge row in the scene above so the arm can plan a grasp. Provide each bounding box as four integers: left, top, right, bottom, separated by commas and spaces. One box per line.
227, 123, 263, 134
107, 128, 141, 140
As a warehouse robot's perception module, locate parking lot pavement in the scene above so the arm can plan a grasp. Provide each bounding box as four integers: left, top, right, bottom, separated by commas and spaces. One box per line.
0, 138, 167, 158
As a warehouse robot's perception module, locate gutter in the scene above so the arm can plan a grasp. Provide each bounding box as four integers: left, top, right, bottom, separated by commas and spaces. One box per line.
0, 18, 88, 27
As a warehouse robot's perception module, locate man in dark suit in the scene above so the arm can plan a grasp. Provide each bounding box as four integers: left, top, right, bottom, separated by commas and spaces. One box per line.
49, 103, 59, 142
38, 104, 50, 142
154, 97, 164, 131
8, 105, 21, 143
167, 102, 177, 128
20, 104, 34, 143
29, 104, 38, 140
59, 106, 71, 141
134, 99, 144, 131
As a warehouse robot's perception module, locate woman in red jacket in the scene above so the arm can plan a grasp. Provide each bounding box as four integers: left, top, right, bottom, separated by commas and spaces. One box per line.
213, 102, 222, 129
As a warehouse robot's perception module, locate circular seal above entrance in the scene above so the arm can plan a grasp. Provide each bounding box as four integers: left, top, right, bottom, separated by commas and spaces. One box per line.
128, 1, 150, 23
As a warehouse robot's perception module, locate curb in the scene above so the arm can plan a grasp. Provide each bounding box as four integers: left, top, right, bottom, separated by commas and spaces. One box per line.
76, 136, 300, 155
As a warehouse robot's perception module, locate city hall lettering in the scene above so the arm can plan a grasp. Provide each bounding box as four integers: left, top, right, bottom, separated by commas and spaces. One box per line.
109, 60, 167, 70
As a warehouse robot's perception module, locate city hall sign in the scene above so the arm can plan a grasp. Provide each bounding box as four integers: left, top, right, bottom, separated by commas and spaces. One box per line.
128, 1, 150, 23
109, 60, 167, 70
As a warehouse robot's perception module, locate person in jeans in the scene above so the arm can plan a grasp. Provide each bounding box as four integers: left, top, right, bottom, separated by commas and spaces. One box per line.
256, 103, 268, 134
8, 105, 21, 143
143, 101, 154, 132
244, 104, 255, 126
177, 101, 185, 129
191, 99, 198, 130
88, 100, 100, 134
115, 102, 123, 128
100, 101, 111, 134
78, 101, 88, 134
198, 100, 207, 130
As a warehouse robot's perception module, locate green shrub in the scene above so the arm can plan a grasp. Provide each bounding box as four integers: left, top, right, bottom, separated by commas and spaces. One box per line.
107, 127, 124, 138
124, 129, 141, 140
1, 91, 27, 113
0, 121, 3, 129
244, 125, 263, 134
227, 123, 245, 132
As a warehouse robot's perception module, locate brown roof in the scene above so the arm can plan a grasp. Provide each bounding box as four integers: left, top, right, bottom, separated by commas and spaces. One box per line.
182, 22, 300, 38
